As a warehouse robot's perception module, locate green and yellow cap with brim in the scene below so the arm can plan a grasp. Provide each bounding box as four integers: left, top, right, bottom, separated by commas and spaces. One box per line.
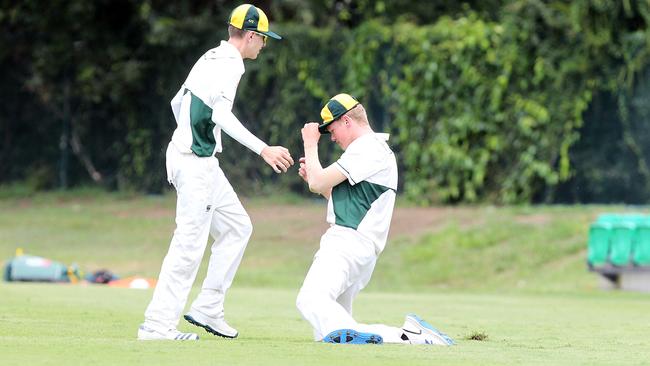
228, 4, 282, 40
319, 93, 360, 134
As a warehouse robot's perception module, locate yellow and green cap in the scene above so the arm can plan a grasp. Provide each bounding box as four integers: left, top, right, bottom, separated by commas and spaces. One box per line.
228, 4, 282, 40
319, 93, 360, 134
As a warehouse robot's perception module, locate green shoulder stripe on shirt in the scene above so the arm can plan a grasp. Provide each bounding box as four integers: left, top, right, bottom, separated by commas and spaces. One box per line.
332, 180, 393, 230
189, 92, 216, 157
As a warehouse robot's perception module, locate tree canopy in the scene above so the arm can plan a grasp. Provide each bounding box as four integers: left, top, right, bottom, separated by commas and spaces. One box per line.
1, 0, 649, 203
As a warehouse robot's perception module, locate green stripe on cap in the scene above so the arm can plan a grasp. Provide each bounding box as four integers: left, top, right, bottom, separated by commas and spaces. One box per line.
325, 100, 348, 122
318, 93, 360, 134
242, 5, 259, 31
333, 93, 359, 110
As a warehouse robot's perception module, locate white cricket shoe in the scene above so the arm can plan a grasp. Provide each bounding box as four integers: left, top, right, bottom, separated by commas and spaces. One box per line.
401, 314, 455, 346
184, 310, 238, 338
137, 324, 199, 341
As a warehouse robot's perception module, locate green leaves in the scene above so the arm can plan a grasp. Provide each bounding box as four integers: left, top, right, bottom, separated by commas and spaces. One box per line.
331, 2, 650, 204
3, 0, 648, 201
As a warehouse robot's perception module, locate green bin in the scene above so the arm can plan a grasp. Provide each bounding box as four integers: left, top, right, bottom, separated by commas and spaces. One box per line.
587, 222, 611, 267
609, 218, 639, 266
633, 220, 650, 266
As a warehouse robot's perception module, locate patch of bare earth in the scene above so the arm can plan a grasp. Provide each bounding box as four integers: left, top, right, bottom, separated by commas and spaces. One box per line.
248, 204, 475, 239
248, 204, 328, 240
389, 207, 473, 237
108, 202, 472, 241
113, 207, 171, 219
514, 214, 551, 226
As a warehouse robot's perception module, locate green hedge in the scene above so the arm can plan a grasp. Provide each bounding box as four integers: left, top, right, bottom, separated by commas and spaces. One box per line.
193, 2, 650, 203
3, 1, 650, 203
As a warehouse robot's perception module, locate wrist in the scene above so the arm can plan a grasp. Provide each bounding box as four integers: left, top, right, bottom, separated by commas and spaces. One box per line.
259, 145, 269, 155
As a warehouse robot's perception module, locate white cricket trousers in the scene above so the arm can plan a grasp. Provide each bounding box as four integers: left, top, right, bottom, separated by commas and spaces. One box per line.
296, 225, 404, 343
143, 143, 252, 331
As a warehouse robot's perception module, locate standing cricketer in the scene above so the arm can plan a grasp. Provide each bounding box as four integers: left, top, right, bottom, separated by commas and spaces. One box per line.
138, 4, 294, 341
296, 93, 455, 345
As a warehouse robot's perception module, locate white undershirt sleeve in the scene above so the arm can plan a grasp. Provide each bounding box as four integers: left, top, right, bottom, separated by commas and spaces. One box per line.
170, 87, 184, 123
211, 97, 268, 155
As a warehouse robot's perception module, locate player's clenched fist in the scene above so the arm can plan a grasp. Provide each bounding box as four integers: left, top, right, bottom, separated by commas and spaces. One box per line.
261, 146, 294, 173
301, 122, 321, 147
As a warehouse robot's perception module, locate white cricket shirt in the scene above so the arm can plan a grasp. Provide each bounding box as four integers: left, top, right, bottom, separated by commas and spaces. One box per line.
169, 41, 267, 157
326, 133, 398, 253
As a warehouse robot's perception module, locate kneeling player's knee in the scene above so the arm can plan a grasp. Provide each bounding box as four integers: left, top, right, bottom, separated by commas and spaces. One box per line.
296, 290, 329, 316
296, 291, 313, 315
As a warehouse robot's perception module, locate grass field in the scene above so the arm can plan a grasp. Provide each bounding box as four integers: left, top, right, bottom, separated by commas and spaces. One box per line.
1, 190, 649, 365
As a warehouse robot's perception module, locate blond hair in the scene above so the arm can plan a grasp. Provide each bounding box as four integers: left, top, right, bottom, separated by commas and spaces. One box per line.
345, 104, 370, 126
228, 25, 247, 38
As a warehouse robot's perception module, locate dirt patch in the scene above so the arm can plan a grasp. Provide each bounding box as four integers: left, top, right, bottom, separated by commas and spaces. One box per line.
248, 204, 328, 240
249, 204, 471, 239
107, 201, 467, 240
113, 207, 171, 219
390, 206, 465, 237
514, 214, 551, 226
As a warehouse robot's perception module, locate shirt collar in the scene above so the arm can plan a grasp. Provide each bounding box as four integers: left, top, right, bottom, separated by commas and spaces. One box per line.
375, 133, 390, 141
218, 40, 245, 74
347, 132, 390, 151
220, 40, 243, 60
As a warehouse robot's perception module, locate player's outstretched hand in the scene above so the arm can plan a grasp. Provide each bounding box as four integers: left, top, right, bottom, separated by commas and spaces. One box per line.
298, 157, 308, 182
261, 146, 294, 173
